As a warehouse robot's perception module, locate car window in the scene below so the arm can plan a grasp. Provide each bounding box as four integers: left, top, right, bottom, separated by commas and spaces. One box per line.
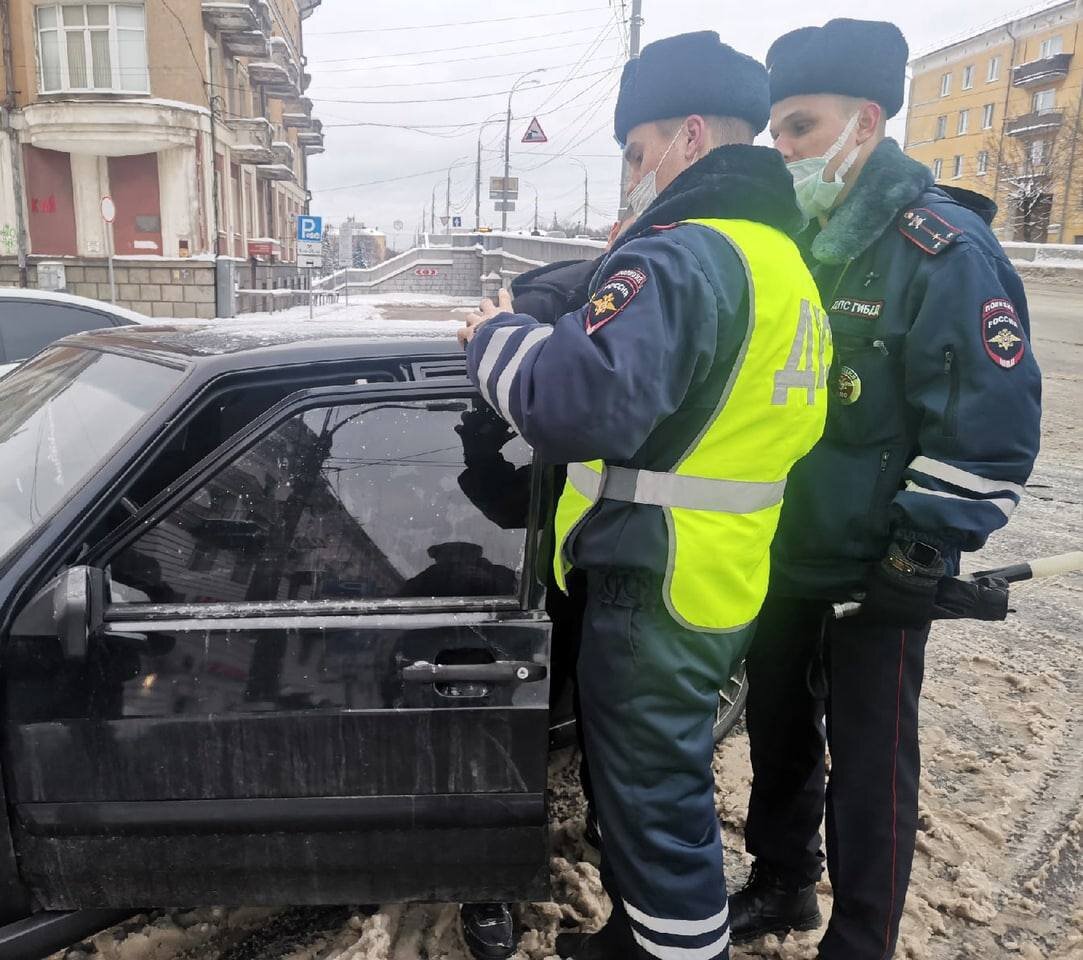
0, 346, 186, 564
109, 397, 532, 605
0, 300, 127, 362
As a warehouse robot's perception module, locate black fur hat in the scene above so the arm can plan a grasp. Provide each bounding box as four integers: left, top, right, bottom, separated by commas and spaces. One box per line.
614, 31, 770, 145
767, 19, 909, 118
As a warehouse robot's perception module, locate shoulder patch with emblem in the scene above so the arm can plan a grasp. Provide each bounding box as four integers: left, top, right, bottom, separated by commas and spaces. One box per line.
898, 207, 963, 255
981, 297, 1026, 369
585, 267, 648, 335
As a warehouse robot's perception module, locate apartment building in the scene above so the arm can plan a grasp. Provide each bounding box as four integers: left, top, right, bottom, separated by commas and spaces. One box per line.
906, 1, 1083, 243
0, 0, 325, 315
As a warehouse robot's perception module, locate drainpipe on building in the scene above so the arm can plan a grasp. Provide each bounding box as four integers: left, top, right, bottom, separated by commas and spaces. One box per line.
208, 92, 225, 317
1054, 21, 1083, 243
1, 0, 30, 287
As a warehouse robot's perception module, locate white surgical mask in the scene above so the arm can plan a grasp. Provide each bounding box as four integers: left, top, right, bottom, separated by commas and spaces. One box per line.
787, 113, 862, 220
626, 127, 686, 217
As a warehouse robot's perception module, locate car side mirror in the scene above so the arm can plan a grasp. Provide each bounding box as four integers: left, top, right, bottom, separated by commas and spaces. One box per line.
52, 566, 105, 661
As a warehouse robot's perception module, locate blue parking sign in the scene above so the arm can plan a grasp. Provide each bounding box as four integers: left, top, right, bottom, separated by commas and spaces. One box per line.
298, 216, 323, 242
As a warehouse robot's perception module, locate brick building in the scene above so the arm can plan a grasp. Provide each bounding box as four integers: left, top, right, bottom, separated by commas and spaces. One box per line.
0, 0, 324, 316
906, 0, 1083, 243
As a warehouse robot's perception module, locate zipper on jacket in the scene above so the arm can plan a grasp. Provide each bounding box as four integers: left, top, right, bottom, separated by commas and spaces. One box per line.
867, 449, 894, 525
943, 346, 959, 439
828, 259, 855, 306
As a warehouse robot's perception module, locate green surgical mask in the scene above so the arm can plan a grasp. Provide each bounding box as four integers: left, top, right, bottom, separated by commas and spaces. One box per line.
787, 113, 861, 220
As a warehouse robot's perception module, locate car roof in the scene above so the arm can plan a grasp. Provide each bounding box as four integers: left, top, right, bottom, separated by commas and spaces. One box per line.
0, 287, 149, 324
60, 318, 463, 370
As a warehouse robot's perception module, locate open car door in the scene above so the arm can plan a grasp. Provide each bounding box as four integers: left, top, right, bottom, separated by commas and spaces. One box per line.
3, 380, 551, 908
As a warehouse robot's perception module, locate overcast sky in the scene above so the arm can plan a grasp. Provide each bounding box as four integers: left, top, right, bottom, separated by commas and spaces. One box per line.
303, 0, 1048, 248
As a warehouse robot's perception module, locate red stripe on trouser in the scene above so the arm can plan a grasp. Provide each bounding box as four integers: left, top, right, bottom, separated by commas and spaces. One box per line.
882, 629, 906, 959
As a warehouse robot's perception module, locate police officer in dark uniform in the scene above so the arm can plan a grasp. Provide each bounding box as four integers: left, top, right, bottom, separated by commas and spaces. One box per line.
460, 31, 832, 960
729, 20, 1043, 960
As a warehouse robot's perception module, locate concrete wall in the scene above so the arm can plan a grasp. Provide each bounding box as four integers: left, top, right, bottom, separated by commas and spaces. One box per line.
0, 256, 217, 317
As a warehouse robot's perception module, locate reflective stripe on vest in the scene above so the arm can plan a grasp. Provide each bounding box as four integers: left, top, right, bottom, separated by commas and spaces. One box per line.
552, 218, 832, 632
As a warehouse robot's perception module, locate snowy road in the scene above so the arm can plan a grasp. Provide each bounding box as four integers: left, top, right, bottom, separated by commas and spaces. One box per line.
53, 286, 1081, 960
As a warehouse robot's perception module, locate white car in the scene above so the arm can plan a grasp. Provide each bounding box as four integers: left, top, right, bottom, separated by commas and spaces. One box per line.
0, 288, 148, 377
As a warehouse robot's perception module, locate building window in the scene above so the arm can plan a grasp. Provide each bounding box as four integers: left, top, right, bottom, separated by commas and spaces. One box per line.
935, 115, 947, 140
958, 110, 970, 135
932, 158, 943, 179
1039, 35, 1063, 59
982, 103, 995, 129
1030, 139, 1047, 165
962, 65, 975, 89
977, 150, 989, 175
987, 56, 1001, 81
1033, 88, 1056, 113
940, 72, 952, 96
953, 155, 964, 178
36, 3, 148, 94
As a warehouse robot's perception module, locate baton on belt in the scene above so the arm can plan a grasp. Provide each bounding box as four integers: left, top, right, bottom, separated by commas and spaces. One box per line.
832, 550, 1083, 620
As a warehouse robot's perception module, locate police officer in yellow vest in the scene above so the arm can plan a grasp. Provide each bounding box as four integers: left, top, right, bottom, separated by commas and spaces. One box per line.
459, 33, 830, 960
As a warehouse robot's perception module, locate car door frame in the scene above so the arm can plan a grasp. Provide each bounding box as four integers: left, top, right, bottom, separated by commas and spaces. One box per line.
5, 377, 553, 908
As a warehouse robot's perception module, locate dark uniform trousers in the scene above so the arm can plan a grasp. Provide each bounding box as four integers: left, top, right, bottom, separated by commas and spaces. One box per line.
744, 592, 929, 960
578, 569, 752, 960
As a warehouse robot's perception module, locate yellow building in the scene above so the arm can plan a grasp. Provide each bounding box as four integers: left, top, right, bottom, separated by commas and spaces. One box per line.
906, 0, 1083, 243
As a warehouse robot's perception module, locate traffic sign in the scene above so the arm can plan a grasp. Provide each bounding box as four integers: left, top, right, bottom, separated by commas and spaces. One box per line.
100, 196, 116, 223
521, 117, 548, 143
298, 239, 322, 257
393, 219, 405, 231
452, 216, 462, 228
297, 215, 322, 242
489, 176, 519, 200
415, 267, 440, 277
494, 200, 516, 212
298, 251, 322, 268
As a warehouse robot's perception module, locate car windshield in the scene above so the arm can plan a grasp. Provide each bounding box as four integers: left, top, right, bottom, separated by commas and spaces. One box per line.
0, 346, 185, 564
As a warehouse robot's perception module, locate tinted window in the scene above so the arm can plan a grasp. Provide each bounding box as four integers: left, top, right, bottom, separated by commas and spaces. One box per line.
0, 300, 125, 362
0, 346, 185, 563
110, 399, 532, 604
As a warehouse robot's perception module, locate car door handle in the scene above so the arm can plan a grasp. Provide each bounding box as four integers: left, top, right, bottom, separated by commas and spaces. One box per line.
401, 661, 547, 684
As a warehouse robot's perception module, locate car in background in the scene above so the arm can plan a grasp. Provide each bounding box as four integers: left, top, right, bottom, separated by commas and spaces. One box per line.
0, 288, 147, 376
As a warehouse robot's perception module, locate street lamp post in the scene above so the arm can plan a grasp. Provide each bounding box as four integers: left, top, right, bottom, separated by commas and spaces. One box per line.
569, 158, 589, 234
475, 113, 505, 231
503, 69, 545, 231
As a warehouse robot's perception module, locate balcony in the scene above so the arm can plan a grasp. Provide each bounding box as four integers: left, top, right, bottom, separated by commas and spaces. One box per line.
222, 30, 269, 59
282, 111, 312, 130
297, 120, 323, 153
1006, 110, 1064, 136
265, 37, 301, 99
228, 117, 273, 164
300, 0, 322, 18
202, 0, 270, 36
255, 162, 295, 182
1012, 52, 1073, 86
247, 60, 290, 87
271, 140, 295, 168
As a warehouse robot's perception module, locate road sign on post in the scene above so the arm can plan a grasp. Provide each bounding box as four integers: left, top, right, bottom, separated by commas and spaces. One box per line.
298, 216, 323, 319
101, 196, 117, 304
494, 201, 516, 212
452, 216, 462, 228
521, 117, 548, 143
489, 176, 519, 200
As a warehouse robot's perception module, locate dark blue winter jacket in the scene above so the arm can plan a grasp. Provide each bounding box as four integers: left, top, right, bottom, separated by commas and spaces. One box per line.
771, 139, 1043, 598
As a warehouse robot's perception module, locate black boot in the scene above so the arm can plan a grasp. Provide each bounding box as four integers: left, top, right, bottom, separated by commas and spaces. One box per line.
728, 861, 822, 944
461, 902, 516, 960
555, 914, 639, 959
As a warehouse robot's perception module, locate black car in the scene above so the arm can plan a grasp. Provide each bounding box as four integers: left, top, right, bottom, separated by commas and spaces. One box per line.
0, 321, 745, 958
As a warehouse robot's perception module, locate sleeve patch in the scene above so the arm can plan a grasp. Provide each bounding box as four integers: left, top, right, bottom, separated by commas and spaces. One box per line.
585, 267, 648, 335
899, 207, 963, 255
981, 298, 1026, 368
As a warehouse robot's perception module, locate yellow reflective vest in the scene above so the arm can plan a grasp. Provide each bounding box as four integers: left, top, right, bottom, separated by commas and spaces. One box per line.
553, 218, 832, 632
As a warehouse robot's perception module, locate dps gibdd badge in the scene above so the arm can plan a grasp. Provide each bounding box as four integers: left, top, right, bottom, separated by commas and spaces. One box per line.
837, 366, 862, 405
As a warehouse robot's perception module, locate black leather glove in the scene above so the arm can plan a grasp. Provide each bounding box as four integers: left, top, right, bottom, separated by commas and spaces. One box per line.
859, 540, 947, 628
455, 408, 514, 464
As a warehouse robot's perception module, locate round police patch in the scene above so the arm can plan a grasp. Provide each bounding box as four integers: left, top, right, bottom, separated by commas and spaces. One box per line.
981, 298, 1025, 369
584, 267, 648, 336
837, 366, 862, 405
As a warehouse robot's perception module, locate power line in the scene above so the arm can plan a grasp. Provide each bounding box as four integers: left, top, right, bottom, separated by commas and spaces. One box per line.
310, 66, 618, 107
312, 38, 604, 74
308, 6, 610, 36
306, 60, 594, 91
309, 25, 607, 65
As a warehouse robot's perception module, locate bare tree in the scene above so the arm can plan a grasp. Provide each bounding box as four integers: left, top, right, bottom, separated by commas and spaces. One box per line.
987, 97, 1083, 242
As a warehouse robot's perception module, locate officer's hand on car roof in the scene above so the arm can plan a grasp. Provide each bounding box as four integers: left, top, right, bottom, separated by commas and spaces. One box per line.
458, 288, 513, 349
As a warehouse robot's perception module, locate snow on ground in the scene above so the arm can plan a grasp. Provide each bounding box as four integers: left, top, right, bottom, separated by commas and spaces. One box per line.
53, 286, 1082, 960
